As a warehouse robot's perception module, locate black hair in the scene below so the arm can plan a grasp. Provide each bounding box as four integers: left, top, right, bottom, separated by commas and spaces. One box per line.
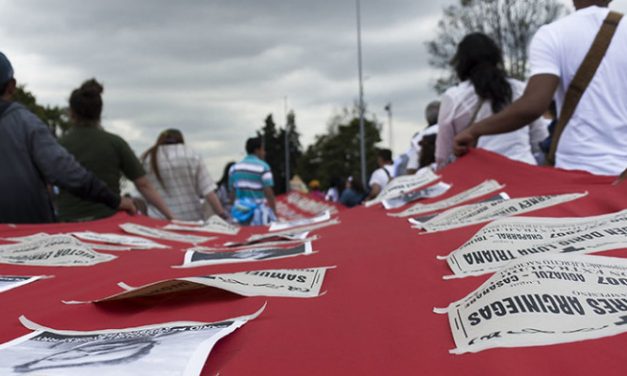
69, 78, 104, 122
378, 148, 393, 162
217, 161, 236, 187
0, 79, 11, 96
452, 33, 512, 113
246, 137, 263, 154
419, 134, 437, 168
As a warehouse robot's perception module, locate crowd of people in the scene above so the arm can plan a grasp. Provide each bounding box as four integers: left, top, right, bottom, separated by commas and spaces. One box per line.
323, 0, 626, 208
0, 0, 624, 225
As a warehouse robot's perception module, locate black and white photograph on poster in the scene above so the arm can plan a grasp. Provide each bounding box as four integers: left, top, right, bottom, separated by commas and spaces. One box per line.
364, 168, 440, 207
66, 266, 332, 303
269, 210, 331, 232
0, 308, 264, 376
435, 254, 627, 354
246, 219, 340, 244
201, 236, 318, 254
164, 215, 240, 236
382, 182, 452, 210
177, 242, 314, 268
0, 235, 115, 267
224, 231, 311, 248
120, 223, 215, 244
0, 276, 50, 293
284, 191, 339, 215
410, 193, 586, 232
440, 210, 627, 278
390, 180, 505, 218
72, 231, 169, 249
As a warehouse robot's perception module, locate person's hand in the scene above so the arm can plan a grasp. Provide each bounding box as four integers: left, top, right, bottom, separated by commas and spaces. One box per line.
118, 196, 137, 215
613, 168, 627, 186
453, 127, 478, 157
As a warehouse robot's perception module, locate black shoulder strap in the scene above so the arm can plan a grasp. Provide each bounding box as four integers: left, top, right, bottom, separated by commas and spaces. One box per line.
382, 166, 392, 182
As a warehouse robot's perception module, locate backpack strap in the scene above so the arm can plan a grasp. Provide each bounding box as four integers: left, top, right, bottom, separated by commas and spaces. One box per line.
382, 166, 393, 182
547, 11, 623, 166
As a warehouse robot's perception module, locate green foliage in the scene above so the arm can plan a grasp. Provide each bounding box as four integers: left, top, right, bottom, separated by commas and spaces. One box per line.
13, 85, 70, 137
256, 112, 303, 194
296, 106, 382, 189
426, 0, 566, 93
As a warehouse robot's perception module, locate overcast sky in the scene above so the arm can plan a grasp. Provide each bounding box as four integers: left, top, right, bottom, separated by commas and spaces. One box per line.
1, 0, 626, 179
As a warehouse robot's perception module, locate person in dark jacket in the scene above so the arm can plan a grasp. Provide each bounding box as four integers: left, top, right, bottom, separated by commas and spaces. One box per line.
0, 51, 135, 223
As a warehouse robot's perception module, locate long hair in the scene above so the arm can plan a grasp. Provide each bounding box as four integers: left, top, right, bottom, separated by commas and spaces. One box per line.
69, 78, 104, 124
217, 161, 236, 188
452, 33, 512, 113
141, 129, 184, 189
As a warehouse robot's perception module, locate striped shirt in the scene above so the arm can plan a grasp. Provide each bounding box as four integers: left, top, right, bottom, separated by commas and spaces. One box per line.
229, 155, 274, 201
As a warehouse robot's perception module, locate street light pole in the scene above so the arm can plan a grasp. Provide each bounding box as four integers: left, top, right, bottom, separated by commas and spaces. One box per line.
284, 96, 290, 193
356, 0, 367, 188
385, 102, 393, 152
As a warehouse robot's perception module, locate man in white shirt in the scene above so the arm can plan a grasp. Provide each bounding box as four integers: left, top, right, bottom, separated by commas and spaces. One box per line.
366, 149, 396, 200
454, 0, 626, 177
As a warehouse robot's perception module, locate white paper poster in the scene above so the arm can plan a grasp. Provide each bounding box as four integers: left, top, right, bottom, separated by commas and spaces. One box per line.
164, 216, 240, 236
382, 182, 451, 210
364, 168, 440, 207
3, 233, 52, 243
72, 231, 168, 249
390, 180, 505, 218
0, 276, 49, 293
437, 254, 627, 354
120, 223, 214, 244
67, 267, 331, 303
178, 242, 314, 268
0, 308, 263, 376
284, 192, 339, 215
4, 232, 140, 252
441, 210, 627, 278
411, 193, 586, 232
269, 210, 331, 232
0, 235, 115, 267
246, 219, 339, 244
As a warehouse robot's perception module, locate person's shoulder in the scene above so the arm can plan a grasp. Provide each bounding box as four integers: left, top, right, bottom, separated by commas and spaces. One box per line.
101, 129, 132, 147
248, 155, 271, 170
3, 102, 40, 126
443, 81, 473, 99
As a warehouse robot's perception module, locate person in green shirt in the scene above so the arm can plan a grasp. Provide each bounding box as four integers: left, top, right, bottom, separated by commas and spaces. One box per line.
56, 79, 173, 221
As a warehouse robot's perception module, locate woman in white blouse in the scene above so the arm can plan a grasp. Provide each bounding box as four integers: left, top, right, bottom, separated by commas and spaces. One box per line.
435, 33, 548, 170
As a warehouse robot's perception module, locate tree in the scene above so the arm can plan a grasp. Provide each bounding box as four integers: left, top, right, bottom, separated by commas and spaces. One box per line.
256, 112, 303, 195
13, 85, 71, 137
426, 0, 566, 93
277, 111, 303, 192
296, 106, 382, 190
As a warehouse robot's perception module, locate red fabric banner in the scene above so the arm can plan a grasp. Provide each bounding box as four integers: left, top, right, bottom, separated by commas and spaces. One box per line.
0, 149, 625, 375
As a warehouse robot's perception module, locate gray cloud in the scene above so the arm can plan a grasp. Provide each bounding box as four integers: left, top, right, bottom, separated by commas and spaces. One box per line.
2, 0, 626, 177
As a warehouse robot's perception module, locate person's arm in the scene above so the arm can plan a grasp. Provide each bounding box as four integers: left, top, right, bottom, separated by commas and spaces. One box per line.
264, 186, 276, 212
434, 94, 457, 171
206, 191, 227, 219
366, 184, 381, 201
134, 176, 174, 219
28, 112, 134, 214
